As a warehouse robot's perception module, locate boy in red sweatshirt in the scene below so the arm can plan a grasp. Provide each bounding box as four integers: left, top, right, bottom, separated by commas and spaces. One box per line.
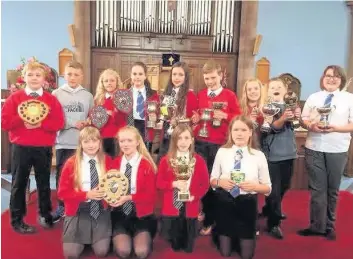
194, 60, 241, 235
1, 62, 64, 234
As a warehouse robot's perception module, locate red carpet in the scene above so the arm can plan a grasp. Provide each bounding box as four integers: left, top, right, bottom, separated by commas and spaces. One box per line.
2, 190, 353, 259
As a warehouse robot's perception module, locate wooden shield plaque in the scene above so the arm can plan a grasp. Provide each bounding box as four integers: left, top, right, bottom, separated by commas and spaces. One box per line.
113, 89, 133, 114
100, 169, 129, 204
90, 105, 108, 129
18, 100, 49, 125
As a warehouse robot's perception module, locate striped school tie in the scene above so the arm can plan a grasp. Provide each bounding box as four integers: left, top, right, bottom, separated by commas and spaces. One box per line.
136, 91, 145, 119
89, 159, 102, 220
208, 91, 216, 98
29, 92, 39, 98
234, 149, 243, 170
321, 93, 334, 121
122, 162, 134, 215
173, 188, 183, 210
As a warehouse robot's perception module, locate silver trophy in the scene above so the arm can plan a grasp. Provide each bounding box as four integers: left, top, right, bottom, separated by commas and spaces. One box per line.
198, 108, 212, 138
261, 98, 280, 133
146, 101, 158, 128
316, 106, 336, 129
251, 106, 260, 129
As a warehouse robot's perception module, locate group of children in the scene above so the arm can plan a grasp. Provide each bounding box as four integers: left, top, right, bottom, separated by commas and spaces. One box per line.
2, 58, 351, 259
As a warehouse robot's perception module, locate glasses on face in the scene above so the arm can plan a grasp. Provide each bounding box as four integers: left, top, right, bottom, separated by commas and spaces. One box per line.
325, 75, 340, 81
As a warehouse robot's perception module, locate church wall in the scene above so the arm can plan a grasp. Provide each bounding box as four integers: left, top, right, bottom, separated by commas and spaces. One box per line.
257, 1, 350, 99
1, 0, 74, 89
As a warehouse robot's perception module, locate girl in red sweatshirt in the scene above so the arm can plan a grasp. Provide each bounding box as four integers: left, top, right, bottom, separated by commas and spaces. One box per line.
157, 124, 209, 253
57, 126, 114, 259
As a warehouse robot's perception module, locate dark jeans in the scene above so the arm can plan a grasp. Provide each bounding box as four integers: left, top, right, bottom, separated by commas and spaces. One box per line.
195, 140, 221, 227
263, 159, 294, 229
56, 149, 76, 207
305, 148, 347, 233
10, 144, 52, 225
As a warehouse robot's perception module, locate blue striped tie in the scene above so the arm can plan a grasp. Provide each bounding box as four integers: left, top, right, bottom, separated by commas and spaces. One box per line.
136, 91, 145, 119
321, 94, 334, 121
123, 163, 134, 215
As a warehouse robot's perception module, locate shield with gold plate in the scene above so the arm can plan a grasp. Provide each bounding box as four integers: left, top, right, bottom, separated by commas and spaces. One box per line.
100, 169, 129, 204
18, 99, 50, 125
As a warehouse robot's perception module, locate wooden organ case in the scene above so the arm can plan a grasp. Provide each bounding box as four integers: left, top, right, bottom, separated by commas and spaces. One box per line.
90, 0, 242, 94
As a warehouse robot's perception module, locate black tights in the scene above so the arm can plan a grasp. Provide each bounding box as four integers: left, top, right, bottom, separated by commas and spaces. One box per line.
219, 235, 256, 259
113, 231, 152, 259
63, 238, 110, 259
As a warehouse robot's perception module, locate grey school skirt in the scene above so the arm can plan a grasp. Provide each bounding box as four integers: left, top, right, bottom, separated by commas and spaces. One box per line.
62, 203, 112, 244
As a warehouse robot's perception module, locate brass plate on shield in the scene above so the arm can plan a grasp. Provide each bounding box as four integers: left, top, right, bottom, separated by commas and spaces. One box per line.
100, 169, 129, 204
18, 100, 49, 125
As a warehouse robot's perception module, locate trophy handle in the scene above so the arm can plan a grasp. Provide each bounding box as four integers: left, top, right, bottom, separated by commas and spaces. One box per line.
274, 107, 281, 116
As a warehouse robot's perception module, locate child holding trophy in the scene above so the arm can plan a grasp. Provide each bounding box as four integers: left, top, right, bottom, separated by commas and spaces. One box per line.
93, 69, 126, 158
110, 126, 157, 259
126, 62, 160, 152
157, 62, 199, 162
260, 77, 301, 239
240, 78, 265, 146
157, 124, 209, 253
298, 65, 353, 240
57, 126, 114, 259
210, 116, 271, 259
1, 61, 64, 234
194, 60, 241, 235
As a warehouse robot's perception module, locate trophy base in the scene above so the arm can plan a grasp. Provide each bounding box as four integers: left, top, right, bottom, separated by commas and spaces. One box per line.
146, 121, 156, 128
177, 191, 190, 202
212, 120, 221, 127
292, 120, 300, 129
260, 125, 271, 133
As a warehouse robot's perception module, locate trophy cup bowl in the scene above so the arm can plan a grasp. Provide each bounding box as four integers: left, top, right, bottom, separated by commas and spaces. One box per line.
212, 102, 226, 127
100, 169, 129, 204
171, 157, 196, 201
260, 104, 281, 133
198, 108, 212, 138
146, 101, 158, 128
317, 106, 334, 129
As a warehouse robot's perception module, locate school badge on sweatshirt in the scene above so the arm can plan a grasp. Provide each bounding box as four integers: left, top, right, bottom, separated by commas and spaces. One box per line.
90, 105, 108, 129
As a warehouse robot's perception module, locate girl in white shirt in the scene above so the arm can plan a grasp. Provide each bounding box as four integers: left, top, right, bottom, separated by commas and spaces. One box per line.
210, 115, 271, 259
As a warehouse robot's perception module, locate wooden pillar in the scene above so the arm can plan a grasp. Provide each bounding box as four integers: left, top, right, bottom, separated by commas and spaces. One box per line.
344, 1, 353, 178
73, 0, 91, 92
236, 0, 258, 96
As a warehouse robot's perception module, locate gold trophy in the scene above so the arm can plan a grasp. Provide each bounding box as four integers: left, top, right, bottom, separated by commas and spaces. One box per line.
198, 108, 212, 138
170, 156, 196, 201
284, 90, 300, 129
146, 101, 158, 128
212, 102, 227, 127
100, 169, 129, 204
18, 100, 49, 125
261, 97, 281, 133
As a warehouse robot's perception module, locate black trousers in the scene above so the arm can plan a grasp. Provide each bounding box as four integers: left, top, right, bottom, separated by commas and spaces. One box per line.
195, 140, 221, 227
56, 149, 76, 207
102, 137, 118, 158
263, 159, 294, 228
134, 119, 152, 153
10, 144, 53, 225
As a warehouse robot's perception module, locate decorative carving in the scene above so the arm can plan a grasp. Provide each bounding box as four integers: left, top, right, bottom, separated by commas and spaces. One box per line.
58, 48, 74, 76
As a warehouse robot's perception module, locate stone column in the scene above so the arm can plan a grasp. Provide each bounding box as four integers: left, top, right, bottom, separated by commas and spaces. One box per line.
236, 0, 258, 96
345, 1, 353, 177
74, 0, 91, 91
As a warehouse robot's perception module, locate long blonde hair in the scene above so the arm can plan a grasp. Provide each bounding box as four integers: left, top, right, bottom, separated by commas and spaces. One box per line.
240, 78, 265, 116
73, 126, 106, 190
223, 115, 257, 154
94, 69, 123, 105
117, 126, 157, 172
167, 124, 195, 161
